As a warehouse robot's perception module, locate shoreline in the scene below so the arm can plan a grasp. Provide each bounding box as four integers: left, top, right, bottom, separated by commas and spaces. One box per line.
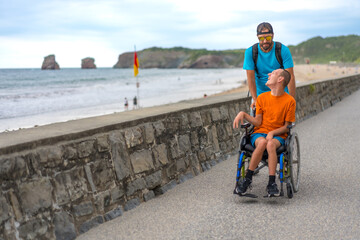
210, 64, 360, 97
1, 64, 359, 132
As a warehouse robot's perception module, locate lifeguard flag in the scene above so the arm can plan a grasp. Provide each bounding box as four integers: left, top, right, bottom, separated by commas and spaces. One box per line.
134, 51, 139, 77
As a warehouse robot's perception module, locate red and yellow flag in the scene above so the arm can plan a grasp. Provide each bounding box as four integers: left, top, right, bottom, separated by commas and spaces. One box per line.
134, 51, 139, 77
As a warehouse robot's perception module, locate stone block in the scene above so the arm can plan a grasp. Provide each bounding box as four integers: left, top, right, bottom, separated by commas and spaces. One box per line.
79, 216, 104, 234
200, 111, 212, 126
124, 127, 143, 148
54, 168, 88, 204
0, 156, 27, 180
0, 195, 10, 224
96, 135, 110, 152
153, 121, 165, 137
178, 134, 191, 154
176, 158, 187, 172
54, 211, 77, 240
197, 151, 207, 162
8, 190, 22, 222
190, 131, 199, 147
109, 131, 131, 181
37, 146, 63, 168
154, 180, 177, 195
189, 112, 203, 128
94, 191, 111, 213
130, 150, 154, 174
124, 198, 140, 211
104, 206, 123, 221
153, 144, 169, 166
180, 113, 190, 130
89, 160, 115, 192
179, 172, 194, 183
126, 178, 146, 196
211, 108, 222, 122
19, 178, 53, 215
77, 140, 94, 158
73, 201, 94, 217
111, 187, 125, 203
144, 123, 155, 144
219, 106, 229, 120
144, 171, 162, 189
211, 126, 220, 152
143, 191, 155, 202
169, 138, 181, 159
18, 218, 49, 240
63, 145, 77, 160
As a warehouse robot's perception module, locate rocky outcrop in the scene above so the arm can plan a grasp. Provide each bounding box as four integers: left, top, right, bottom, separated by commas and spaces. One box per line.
81, 57, 96, 69
113, 47, 244, 69
41, 55, 60, 70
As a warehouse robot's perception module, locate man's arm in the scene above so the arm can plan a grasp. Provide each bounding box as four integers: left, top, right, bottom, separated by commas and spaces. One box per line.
286, 67, 296, 98
246, 70, 257, 108
266, 121, 292, 140
233, 111, 262, 129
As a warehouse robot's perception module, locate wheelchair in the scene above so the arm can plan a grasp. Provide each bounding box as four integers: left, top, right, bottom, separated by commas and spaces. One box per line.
234, 122, 300, 198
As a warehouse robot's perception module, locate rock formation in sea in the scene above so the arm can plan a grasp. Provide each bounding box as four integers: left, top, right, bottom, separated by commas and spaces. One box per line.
41, 55, 60, 70
81, 57, 97, 69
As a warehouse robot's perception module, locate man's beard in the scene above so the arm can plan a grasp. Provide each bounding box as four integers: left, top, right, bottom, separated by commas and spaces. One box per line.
261, 42, 273, 51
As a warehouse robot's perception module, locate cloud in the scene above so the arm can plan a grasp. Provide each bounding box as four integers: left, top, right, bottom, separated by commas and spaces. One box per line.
0, 0, 359, 68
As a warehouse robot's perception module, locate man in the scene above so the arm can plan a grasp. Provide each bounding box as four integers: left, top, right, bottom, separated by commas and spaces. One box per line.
233, 69, 296, 196
243, 22, 296, 111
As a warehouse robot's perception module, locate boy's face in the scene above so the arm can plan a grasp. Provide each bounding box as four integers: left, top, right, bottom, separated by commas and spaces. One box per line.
266, 69, 281, 87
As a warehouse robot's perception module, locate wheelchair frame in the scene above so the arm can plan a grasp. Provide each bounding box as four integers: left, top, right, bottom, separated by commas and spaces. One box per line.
235, 122, 301, 198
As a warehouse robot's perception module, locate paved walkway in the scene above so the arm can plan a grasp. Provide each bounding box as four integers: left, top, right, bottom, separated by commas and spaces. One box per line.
77, 90, 360, 240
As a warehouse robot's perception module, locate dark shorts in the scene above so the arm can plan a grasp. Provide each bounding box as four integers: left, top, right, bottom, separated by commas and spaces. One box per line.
250, 133, 285, 147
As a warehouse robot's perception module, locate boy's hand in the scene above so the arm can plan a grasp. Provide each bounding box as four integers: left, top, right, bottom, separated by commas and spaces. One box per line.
266, 132, 274, 141
233, 112, 245, 128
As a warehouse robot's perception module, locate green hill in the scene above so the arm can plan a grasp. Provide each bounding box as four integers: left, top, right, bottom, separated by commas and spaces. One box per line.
289, 35, 360, 64
113, 35, 360, 68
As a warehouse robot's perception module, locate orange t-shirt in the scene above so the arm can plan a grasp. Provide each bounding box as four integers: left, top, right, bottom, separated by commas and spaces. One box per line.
254, 91, 296, 139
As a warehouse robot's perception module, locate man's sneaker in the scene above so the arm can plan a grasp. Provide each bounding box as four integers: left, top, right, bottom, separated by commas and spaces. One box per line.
236, 178, 252, 194
267, 182, 279, 196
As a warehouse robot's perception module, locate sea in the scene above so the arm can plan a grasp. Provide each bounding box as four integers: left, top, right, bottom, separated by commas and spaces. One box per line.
0, 68, 246, 132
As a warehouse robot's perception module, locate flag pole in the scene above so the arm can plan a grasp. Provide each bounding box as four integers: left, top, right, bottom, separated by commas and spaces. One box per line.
134, 45, 140, 109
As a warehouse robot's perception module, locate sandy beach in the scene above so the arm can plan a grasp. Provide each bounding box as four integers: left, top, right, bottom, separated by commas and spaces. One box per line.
212, 64, 360, 96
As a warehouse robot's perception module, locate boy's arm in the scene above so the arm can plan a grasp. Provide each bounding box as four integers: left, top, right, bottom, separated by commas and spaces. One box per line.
266, 121, 292, 140
233, 111, 262, 129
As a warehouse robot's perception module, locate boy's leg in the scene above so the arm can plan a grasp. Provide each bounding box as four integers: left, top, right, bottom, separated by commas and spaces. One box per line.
266, 138, 281, 195
266, 138, 281, 175
249, 137, 267, 171
236, 136, 267, 194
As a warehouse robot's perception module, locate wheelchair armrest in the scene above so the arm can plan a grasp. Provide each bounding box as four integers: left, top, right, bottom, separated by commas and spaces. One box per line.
287, 123, 295, 129
241, 122, 251, 129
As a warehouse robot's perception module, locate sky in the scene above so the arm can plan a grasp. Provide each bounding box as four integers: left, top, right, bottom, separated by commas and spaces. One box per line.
0, 0, 359, 68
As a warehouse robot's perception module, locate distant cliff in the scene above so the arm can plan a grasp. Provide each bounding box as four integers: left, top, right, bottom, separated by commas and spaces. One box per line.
113, 47, 245, 69
113, 35, 360, 69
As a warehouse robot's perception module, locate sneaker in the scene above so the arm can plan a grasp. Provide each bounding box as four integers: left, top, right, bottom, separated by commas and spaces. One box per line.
267, 182, 279, 195
236, 178, 252, 194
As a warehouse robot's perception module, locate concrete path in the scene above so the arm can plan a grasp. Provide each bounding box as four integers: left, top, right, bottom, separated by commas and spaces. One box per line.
77, 90, 360, 240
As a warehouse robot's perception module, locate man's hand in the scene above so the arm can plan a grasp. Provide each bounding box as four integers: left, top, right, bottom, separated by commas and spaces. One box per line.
250, 100, 256, 110
233, 112, 245, 128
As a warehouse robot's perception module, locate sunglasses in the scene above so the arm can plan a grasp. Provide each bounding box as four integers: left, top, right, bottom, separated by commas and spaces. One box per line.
258, 36, 272, 42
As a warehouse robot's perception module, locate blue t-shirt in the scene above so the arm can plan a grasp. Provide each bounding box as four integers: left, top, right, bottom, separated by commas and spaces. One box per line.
243, 43, 294, 96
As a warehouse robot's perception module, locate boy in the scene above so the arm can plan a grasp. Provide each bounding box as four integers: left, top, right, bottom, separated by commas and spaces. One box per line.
233, 69, 296, 196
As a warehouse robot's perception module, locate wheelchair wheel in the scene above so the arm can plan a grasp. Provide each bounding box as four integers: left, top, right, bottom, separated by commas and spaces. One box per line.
286, 179, 293, 198
288, 132, 300, 192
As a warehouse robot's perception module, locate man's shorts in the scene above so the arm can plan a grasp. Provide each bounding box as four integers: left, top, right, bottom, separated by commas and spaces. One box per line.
250, 133, 285, 147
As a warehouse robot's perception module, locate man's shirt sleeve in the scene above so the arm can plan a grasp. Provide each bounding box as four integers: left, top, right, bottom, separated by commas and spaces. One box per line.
243, 46, 255, 70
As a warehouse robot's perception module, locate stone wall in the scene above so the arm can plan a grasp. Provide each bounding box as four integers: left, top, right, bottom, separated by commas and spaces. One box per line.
0, 74, 359, 239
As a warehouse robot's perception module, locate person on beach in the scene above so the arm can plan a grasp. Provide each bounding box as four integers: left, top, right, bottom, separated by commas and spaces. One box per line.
133, 96, 137, 109
243, 22, 296, 112
233, 69, 296, 196
124, 97, 129, 111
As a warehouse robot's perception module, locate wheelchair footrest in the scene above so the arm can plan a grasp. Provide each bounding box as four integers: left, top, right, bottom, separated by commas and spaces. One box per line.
233, 188, 258, 198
